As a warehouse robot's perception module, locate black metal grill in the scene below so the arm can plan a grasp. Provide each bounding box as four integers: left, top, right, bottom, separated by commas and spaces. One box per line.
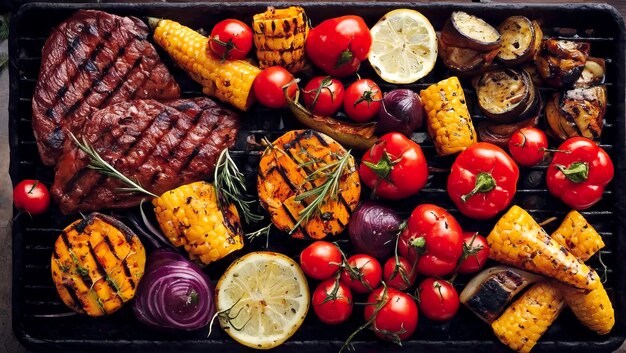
9, 2, 626, 352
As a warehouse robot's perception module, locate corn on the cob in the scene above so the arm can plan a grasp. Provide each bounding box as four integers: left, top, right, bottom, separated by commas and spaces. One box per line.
51, 213, 146, 316
150, 18, 261, 111
492, 281, 565, 353
557, 279, 614, 335
252, 6, 309, 73
152, 181, 244, 266
487, 205, 600, 290
419, 76, 477, 156
551, 210, 604, 261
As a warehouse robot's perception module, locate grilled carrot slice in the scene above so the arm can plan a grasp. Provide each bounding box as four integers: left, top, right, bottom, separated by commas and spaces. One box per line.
51, 213, 146, 316
257, 129, 360, 240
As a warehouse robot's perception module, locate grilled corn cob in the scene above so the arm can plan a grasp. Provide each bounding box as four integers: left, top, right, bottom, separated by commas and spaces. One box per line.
487, 205, 600, 290
150, 18, 261, 111
252, 6, 309, 73
153, 181, 244, 266
557, 280, 614, 335
51, 213, 146, 316
492, 281, 565, 353
551, 210, 605, 261
419, 76, 477, 156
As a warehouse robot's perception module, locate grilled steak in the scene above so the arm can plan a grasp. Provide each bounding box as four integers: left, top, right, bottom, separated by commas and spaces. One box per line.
32, 10, 181, 166
52, 98, 239, 215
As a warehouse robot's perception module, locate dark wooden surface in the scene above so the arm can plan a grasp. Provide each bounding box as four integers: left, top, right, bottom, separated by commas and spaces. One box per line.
0, 1, 624, 353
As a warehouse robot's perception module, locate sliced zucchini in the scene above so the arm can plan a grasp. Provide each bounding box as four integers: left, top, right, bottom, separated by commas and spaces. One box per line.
546, 85, 607, 140
497, 16, 535, 65
474, 68, 533, 122
441, 11, 501, 51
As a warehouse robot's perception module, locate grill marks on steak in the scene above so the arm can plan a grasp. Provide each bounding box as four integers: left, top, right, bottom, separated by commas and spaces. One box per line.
52, 98, 240, 215
32, 10, 181, 166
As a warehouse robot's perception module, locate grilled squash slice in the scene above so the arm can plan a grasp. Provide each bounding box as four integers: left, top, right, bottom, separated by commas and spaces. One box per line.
257, 130, 360, 239
51, 213, 146, 316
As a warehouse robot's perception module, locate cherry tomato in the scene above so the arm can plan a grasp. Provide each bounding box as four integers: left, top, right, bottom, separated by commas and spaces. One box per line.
312, 279, 353, 325
253, 66, 297, 109
302, 76, 345, 116
508, 127, 548, 167
340, 254, 382, 293
364, 286, 418, 341
13, 179, 50, 215
343, 79, 382, 122
417, 278, 459, 321
398, 204, 463, 277
383, 257, 417, 291
457, 232, 490, 274
300, 241, 342, 280
209, 19, 253, 60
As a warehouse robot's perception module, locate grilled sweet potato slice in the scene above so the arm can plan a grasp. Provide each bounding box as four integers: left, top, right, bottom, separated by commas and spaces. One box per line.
257, 130, 360, 240
51, 213, 146, 316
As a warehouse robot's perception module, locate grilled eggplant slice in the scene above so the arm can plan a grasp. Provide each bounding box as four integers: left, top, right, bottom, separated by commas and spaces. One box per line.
535, 39, 590, 87
546, 85, 607, 140
441, 11, 501, 51
460, 266, 543, 324
51, 213, 146, 316
474, 69, 534, 122
497, 17, 543, 66
438, 37, 498, 76
257, 130, 361, 240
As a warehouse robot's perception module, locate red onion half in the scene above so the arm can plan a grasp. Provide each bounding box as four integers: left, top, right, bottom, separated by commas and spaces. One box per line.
133, 249, 215, 331
377, 89, 424, 136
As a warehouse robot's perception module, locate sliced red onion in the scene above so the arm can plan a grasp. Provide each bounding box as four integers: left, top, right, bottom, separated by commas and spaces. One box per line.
133, 250, 215, 331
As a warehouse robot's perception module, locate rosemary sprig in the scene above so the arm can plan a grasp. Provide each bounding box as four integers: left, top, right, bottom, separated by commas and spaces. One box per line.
214, 148, 264, 224
290, 149, 353, 234
70, 133, 157, 198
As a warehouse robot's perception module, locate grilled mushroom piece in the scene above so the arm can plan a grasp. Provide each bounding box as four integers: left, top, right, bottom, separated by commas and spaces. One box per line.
535, 39, 590, 87
497, 16, 543, 66
473, 68, 534, 122
545, 85, 607, 140
441, 11, 501, 51
460, 266, 543, 324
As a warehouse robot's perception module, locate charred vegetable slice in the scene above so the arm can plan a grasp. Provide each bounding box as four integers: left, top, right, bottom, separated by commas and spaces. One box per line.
441, 11, 501, 51
574, 57, 606, 88
497, 17, 542, 65
474, 69, 533, 122
51, 213, 146, 316
460, 266, 543, 323
545, 85, 607, 140
535, 39, 590, 88
257, 130, 360, 240
478, 115, 540, 148
438, 38, 498, 75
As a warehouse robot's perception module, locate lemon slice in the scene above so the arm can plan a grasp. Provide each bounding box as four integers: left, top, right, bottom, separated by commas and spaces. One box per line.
368, 9, 438, 84
215, 251, 309, 349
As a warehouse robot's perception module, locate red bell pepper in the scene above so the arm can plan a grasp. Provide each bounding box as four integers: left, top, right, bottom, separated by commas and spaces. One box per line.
547, 137, 614, 210
359, 132, 429, 200
398, 204, 463, 277
447, 142, 519, 220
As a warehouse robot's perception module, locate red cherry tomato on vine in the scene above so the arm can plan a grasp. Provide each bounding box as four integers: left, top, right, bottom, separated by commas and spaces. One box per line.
417, 278, 459, 321
302, 76, 345, 116
364, 286, 418, 341
253, 66, 297, 109
300, 241, 342, 280
13, 179, 50, 215
383, 257, 417, 291
343, 79, 382, 122
312, 279, 353, 325
340, 254, 382, 293
209, 19, 253, 60
457, 232, 490, 274
508, 127, 548, 167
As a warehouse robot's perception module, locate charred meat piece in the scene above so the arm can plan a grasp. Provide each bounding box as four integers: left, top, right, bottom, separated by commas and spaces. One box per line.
545, 85, 607, 140
535, 39, 590, 87
460, 266, 543, 323
52, 98, 239, 215
32, 10, 181, 166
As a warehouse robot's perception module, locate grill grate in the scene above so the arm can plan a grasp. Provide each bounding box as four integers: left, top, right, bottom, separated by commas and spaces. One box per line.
10, 2, 626, 352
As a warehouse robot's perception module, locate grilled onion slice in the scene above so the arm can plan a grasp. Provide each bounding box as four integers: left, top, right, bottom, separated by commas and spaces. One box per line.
441, 11, 501, 51
545, 85, 607, 140
574, 57, 606, 88
497, 16, 543, 66
474, 68, 534, 122
478, 114, 540, 148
